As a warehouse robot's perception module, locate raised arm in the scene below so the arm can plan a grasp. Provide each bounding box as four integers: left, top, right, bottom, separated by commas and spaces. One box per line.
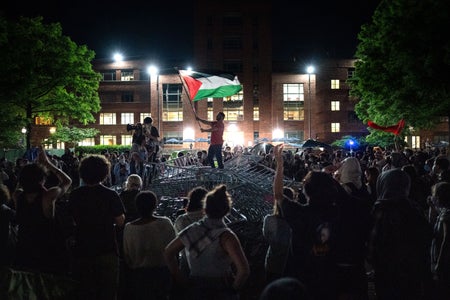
273, 144, 284, 205
164, 237, 189, 286
221, 231, 250, 291
37, 147, 72, 217
196, 115, 213, 126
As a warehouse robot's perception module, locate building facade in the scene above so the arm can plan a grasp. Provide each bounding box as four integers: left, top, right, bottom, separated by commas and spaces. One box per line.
29, 1, 446, 150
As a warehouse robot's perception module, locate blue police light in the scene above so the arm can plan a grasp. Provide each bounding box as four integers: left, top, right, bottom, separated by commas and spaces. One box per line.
345, 139, 358, 156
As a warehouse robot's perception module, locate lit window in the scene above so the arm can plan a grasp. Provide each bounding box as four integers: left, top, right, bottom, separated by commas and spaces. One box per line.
43, 139, 64, 150
121, 113, 134, 125
140, 113, 151, 123
121, 135, 133, 146
283, 84, 304, 101
207, 107, 213, 121
79, 138, 95, 146
331, 123, 340, 132
35, 116, 52, 125
162, 84, 183, 121
121, 71, 134, 81
223, 90, 243, 121
331, 80, 340, 89
410, 136, 420, 149
283, 83, 304, 121
253, 106, 259, 120
331, 101, 340, 111
100, 135, 116, 145
100, 113, 116, 125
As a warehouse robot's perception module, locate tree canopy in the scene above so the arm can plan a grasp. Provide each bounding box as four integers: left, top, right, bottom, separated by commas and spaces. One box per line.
349, 0, 450, 141
0, 16, 101, 149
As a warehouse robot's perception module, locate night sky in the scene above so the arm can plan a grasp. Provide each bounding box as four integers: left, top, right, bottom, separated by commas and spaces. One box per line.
2, 0, 380, 62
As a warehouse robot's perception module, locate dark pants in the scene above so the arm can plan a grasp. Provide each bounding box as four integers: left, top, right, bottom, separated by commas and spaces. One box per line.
73, 252, 119, 300
207, 144, 224, 169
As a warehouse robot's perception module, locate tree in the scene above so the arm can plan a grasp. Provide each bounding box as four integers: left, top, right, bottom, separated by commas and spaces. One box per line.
349, 0, 450, 142
45, 126, 100, 148
0, 16, 101, 149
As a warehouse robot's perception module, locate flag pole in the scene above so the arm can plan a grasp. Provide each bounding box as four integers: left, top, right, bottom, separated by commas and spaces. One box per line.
176, 68, 202, 129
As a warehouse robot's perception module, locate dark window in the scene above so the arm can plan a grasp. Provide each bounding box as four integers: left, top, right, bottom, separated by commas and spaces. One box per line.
121, 91, 134, 102
348, 111, 359, 123
223, 60, 243, 73
223, 16, 242, 26
347, 68, 355, 78
223, 37, 242, 50
102, 71, 116, 81
207, 38, 213, 50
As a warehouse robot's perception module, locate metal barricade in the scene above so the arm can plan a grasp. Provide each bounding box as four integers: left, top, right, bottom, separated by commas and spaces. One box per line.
146, 153, 298, 222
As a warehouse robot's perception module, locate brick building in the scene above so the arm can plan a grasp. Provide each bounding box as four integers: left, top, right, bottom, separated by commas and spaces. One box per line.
30, 1, 446, 150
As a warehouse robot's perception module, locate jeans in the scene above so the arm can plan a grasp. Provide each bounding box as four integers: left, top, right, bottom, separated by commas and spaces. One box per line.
207, 144, 224, 169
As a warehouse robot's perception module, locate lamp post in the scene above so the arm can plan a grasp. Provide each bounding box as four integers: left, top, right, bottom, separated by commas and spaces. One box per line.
21, 127, 27, 148
148, 65, 160, 129
306, 65, 315, 140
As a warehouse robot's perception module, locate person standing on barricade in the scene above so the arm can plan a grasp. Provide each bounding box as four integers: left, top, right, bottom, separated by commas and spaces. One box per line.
196, 112, 225, 169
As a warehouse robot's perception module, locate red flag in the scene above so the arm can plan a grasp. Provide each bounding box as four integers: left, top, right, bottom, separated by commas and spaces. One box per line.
367, 119, 405, 135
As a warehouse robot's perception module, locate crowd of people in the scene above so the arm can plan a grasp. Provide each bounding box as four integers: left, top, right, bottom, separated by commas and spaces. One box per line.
0, 141, 450, 299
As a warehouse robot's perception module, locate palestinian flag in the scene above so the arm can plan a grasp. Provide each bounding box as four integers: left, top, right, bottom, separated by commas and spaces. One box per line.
179, 70, 242, 101
367, 119, 405, 135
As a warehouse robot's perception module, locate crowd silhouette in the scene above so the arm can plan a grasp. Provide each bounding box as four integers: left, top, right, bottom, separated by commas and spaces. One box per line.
1, 143, 450, 299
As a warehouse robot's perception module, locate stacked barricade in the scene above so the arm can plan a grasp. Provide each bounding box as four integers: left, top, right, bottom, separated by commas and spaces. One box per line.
147, 153, 298, 223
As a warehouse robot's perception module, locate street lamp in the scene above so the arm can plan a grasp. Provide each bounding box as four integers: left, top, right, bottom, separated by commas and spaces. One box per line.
21, 127, 27, 148
306, 65, 315, 140
147, 65, 160, 130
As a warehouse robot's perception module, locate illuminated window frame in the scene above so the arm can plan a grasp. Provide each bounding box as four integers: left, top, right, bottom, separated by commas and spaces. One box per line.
100, 135, 117, 145
331, 79, 340, 89
331, 101, 340, 111
253, 106, 259, 121
121, 135, 133, 146
410, 136, 420, 149
331, 122, 340, 132
283, 83, 304, 101
79, 138, 95, 146
121, 113, 134, 125
283, 83, 304, 121
140, 113, 151, 123
162, 84, 183, 121
99, 113, 116, 125
121, 70, 134, 81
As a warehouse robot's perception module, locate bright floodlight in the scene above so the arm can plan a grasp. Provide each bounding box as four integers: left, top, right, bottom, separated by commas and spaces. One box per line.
148, 65, 158, 76
307, 65, 315, 74
113, 53, 123, 62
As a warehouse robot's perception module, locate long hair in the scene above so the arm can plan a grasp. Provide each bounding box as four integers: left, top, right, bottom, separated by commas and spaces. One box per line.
204, 184, 231, 219
18, 163, 47, 192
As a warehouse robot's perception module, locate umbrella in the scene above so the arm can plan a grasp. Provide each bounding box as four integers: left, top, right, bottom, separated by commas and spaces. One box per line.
250, 142, 274, 155
300, 139, 332, 150
195, 137, 210, 142
272, 137, 291, 142
165, 138, 181, 144
287, 137, 301, 142
182, 138, 196, 143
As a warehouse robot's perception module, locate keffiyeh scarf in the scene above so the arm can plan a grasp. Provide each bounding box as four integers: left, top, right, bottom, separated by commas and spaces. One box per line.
179, 217, 229, 258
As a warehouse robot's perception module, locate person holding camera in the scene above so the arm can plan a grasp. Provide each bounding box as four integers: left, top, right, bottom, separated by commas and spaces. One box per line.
143, 117, 160, 163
